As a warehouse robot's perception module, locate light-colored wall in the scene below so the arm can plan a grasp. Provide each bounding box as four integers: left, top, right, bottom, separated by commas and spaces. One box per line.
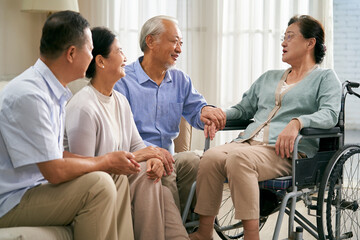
0, 0, 103, 82
0, 0, 45, 82
333, 0, 360, 130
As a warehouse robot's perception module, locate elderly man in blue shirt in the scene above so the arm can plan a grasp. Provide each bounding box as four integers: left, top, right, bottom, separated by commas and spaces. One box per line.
0, 11, 139, 240
114, 15, 226, 214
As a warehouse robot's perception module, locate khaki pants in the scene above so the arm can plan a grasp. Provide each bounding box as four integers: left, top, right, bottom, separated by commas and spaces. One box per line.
0, 172, 133, 240
127, 162, 188, 240
195, 140, 292, 220
161, 151, 200, 214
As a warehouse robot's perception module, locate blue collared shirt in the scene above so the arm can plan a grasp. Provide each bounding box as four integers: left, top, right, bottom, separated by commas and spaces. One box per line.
114, 57, 206, 154
0, 59, 72, 217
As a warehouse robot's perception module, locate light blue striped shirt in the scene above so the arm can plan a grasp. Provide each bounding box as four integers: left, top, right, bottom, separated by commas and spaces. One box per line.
0, 59, 72, 217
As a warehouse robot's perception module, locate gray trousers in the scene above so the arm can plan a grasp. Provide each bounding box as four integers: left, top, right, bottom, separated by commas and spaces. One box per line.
161, 151, 200, 214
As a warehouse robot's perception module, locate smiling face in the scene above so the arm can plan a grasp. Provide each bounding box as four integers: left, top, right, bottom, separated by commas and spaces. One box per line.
103, 38, 127, 79
281, 23, 312, 65
152, 20, 183, 69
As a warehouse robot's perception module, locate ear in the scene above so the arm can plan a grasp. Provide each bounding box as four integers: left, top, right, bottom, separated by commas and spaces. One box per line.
145, 35, 156, 50
66, 46, 76, 63
95, 55, 105, 69
307, 38, 316, 50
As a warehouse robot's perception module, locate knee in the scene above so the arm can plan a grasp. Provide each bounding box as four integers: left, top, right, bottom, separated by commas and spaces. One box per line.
200, 148, 223, 172
174, 151, 200, 172
86, 171, 119, 201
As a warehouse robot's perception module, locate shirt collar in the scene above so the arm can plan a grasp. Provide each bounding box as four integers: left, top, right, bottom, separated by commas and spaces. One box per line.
34, 59, 72, 104
134, 56, 172, 85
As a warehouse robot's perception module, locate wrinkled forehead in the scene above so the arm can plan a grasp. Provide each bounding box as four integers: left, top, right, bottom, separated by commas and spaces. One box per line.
162, 19, 183, 39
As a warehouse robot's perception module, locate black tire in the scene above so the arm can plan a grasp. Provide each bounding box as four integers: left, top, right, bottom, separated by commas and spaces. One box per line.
214, 183, 268, 240
317, 145, 360, 240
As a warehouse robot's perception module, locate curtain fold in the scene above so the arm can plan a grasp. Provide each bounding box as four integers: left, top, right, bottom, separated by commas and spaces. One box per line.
78, 0, 334, 150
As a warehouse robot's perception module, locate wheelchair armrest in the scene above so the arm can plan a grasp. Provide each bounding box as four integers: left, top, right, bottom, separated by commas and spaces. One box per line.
223, 119, 254, 131
299, 127, 341, 136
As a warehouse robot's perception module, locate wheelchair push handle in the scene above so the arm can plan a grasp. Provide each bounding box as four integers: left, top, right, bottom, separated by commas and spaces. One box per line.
345, 80, 360, 98
347, 81, 360, 88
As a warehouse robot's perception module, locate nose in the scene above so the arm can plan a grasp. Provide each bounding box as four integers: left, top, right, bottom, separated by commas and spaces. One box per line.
281, 40, 286, 48
175, 42, 182, 54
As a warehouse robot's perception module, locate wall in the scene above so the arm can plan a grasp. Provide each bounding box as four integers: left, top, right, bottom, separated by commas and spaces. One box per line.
0, 0, 45, 82
333, 0, 360, 129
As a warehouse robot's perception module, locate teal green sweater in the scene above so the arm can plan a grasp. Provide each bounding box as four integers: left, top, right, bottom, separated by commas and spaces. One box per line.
226, 67, 342, 157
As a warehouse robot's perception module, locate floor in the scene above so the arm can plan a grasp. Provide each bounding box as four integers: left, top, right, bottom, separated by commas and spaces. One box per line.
210, 129, 360, 240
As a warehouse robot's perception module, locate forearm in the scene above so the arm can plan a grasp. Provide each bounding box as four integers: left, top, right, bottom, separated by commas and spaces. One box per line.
37, 155, 109, 184
63, 150, 89, 158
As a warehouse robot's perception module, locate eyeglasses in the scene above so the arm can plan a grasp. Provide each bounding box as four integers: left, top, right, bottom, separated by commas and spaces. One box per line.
281, 33, 297, 42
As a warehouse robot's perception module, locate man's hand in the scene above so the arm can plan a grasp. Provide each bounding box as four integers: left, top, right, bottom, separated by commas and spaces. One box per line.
200, 106, 226, 130
204, 122, 217, 140
157, 147, 174, 176
105, 151, 141, 175
275, 119, 301, 158
146, 158, 164, 183
133, 146, 163, 163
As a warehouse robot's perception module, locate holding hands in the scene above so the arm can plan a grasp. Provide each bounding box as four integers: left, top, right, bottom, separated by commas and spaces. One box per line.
200, 106, 226, 131
133, 146, 163, 162
133, 145, 174, 178
156, 147, 175, 176
201, 106, 226, 140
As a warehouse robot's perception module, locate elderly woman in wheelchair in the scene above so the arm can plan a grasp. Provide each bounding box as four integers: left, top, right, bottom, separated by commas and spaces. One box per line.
189, 15, 342, 240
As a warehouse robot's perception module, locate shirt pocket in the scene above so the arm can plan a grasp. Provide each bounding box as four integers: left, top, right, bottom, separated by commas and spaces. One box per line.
167, 102, 183, 131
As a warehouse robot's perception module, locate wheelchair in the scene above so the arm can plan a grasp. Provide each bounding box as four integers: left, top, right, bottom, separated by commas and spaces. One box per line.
182, 80, 360, 240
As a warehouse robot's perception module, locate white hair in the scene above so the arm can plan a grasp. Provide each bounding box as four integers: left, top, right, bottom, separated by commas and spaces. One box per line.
139, 15, 178, 52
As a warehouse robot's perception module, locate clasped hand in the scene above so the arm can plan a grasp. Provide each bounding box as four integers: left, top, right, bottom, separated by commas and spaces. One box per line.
200, 106, 226, 140
133, 146, 174, 176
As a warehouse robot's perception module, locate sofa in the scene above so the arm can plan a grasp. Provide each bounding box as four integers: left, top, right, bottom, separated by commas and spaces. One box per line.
0, 78, 192, 240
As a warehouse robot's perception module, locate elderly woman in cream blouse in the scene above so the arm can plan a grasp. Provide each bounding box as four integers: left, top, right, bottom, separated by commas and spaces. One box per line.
64, 27, 189, 240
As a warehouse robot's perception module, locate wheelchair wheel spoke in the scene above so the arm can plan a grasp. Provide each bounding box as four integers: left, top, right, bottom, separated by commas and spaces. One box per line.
326, 148, 360, 240
317, 145, 360, 240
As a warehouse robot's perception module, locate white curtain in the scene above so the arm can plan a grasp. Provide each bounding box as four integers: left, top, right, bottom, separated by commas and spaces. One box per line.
78, 0, 334, 150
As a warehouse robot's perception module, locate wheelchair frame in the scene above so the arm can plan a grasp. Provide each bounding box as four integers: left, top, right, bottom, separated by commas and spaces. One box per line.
182, 80, 360, 240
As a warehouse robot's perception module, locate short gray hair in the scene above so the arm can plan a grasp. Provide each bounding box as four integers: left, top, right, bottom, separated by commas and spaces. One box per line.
139, 15, 178, 52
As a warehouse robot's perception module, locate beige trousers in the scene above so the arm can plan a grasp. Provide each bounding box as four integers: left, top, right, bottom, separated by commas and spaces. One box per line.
0, 172, 133, 240
127, 162, 188, 240
195, 140, 292, 220
161, 151, 200, 214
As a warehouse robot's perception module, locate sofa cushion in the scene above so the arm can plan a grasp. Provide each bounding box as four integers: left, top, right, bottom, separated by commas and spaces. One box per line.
0, 226, 73, 240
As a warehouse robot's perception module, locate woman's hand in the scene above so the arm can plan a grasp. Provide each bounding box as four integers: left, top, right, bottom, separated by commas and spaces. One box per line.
146, 158, 164, 183
275, 119, 301, 158
133, 146, 163, 163
156, 147, 174, 176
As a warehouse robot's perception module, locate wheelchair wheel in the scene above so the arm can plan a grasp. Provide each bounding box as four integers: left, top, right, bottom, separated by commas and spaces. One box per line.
317, 145, 360, 240
214, 183, 268, 240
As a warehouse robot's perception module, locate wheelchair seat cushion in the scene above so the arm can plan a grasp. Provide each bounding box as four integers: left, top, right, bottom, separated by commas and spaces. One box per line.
258, 176, 292, 190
